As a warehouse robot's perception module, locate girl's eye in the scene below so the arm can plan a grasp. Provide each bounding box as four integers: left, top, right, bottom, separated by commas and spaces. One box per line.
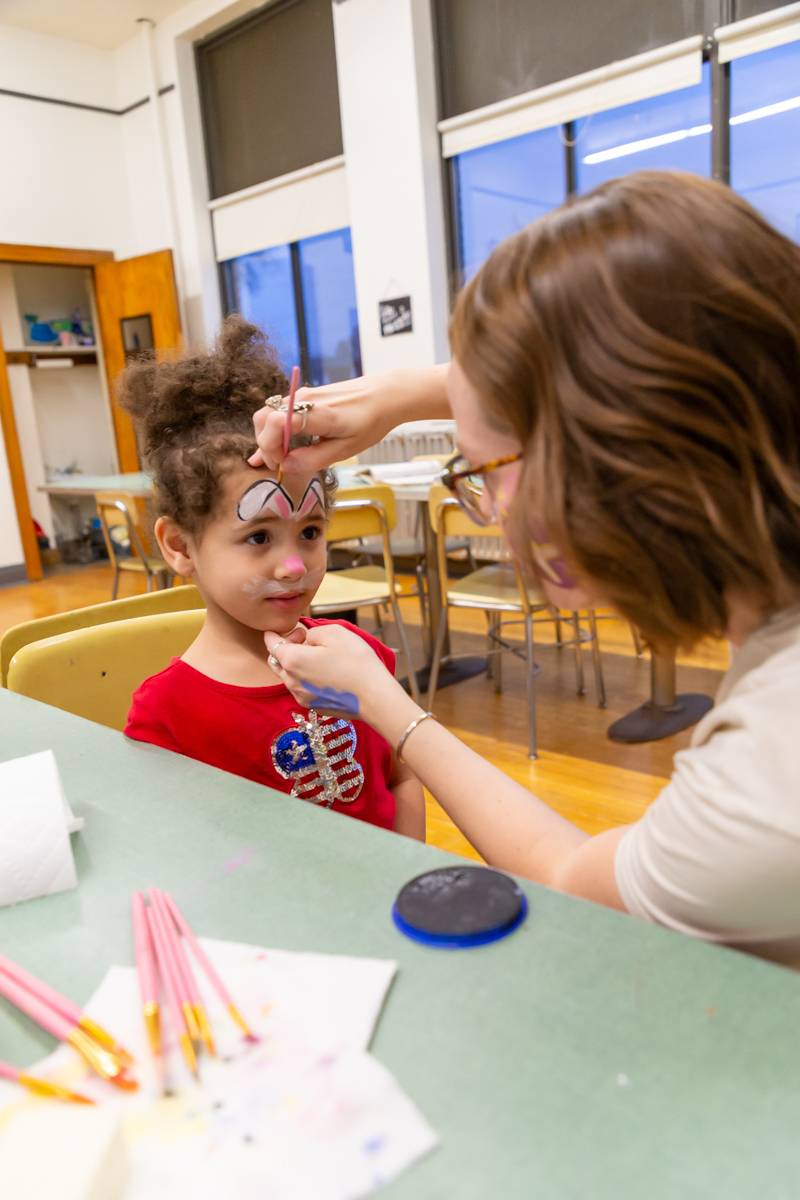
300, 524, 323, 541
246, 530, 269, 546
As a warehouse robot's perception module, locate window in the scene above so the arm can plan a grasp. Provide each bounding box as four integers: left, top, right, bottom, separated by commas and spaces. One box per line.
223, 228, 361, 386
224, 244, 300, 373
730, 40, 800, 241
452, 126, 566, 284
575, 62, 712, 192
297, 229, 362, 385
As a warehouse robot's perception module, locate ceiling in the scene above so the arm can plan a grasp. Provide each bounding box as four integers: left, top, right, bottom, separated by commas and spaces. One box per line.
0, 0, 191, 49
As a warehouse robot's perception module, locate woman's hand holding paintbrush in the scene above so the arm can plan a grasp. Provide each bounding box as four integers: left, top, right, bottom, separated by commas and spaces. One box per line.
249, 366, 451, 476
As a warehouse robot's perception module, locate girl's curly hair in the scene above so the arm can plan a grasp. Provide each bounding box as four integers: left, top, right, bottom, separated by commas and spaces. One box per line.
118, 315, 335, 533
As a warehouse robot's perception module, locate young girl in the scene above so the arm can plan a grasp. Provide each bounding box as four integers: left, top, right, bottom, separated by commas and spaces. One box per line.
122, 316, 424, 839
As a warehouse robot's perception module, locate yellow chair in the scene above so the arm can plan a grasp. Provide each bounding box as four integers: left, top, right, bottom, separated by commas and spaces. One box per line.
1, 584, 204, 687
312, 484, 420, 703
95, 491, 174, 599
6, 609, 205, 731
428, 487, 606, 758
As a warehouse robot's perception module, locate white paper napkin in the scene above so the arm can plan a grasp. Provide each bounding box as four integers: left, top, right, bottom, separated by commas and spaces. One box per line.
0, 749, 78, 907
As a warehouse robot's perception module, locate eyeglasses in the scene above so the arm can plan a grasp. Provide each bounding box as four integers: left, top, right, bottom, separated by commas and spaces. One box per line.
440, 452, 522, 526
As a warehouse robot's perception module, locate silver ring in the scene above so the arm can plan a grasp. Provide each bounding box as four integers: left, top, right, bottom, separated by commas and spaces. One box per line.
268, 637, 286, 673
299, 409, 309, 434
265, 395, 284, 412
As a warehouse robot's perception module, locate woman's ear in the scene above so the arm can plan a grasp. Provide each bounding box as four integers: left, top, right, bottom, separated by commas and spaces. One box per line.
155, 517, 194, 577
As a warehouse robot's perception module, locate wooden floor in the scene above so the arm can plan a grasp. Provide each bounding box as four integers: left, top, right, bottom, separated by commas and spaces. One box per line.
0, 563, 729, 863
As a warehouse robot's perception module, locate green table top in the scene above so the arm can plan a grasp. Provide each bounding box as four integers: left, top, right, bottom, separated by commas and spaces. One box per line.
1, 689, 799, 1198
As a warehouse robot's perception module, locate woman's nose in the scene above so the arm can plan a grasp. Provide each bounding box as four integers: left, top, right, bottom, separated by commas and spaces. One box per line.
479, 487, 496, 524
274, 554, 306, 580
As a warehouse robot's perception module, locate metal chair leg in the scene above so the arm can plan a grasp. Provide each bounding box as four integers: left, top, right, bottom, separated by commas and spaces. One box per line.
629, 622, 644, 656
524, 612, 538, 759
427, 607, 449, 710
587, 608, 607, 708
571, 611, 585, 695
554, 611, 563, 647
390, 595, 420, 705
485, 613, 495, 680
110, 566, 120, 601
493, 616, 503, 694
414, 562, 428, 630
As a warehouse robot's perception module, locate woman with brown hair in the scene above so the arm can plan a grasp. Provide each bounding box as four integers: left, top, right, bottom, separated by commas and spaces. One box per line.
251, 171, 800, 966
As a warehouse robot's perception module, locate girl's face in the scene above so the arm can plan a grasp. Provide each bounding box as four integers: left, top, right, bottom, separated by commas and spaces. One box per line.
181, 464, 328, 635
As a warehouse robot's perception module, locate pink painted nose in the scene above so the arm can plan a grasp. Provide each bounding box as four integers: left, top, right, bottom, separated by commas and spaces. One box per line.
277, 555, 305, 579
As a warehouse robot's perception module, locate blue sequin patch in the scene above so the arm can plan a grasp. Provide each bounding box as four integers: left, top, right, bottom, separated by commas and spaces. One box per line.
272, 729, 315, 774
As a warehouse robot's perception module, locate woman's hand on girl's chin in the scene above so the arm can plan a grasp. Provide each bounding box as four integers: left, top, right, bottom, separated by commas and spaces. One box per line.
263, 623, 402, 724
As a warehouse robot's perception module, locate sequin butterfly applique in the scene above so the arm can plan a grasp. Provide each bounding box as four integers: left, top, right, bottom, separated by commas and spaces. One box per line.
270, 710, 364, 806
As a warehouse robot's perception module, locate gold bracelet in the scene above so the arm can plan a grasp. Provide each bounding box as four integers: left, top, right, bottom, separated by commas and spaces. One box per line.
396, 711, 435, 761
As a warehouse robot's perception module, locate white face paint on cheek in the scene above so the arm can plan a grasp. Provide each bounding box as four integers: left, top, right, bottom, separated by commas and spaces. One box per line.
242, 565, 327, 599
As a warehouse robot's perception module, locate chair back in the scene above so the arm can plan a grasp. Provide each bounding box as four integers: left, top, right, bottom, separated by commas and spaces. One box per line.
327, 484, 398, 592
1, 585, 203, 687
329, 484, 397, 540
95, 491, 153, 570
427, 484, 503, 540
427, 484, 530, 611
6, 609, 205, 731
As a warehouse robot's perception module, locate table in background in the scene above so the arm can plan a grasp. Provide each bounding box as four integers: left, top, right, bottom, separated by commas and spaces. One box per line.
1, 689, 798, 1199
39, 472, 153, 499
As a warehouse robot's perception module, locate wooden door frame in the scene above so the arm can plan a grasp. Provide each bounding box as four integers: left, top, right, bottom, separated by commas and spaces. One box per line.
0, 243, 115, 582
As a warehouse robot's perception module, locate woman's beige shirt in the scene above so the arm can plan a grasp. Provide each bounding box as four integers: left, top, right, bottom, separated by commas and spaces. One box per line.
616, 605, 800, 967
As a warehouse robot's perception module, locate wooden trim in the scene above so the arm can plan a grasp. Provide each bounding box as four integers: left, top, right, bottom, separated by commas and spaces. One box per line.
0, 329, 42, 581
93, 249, 182, 476
0, 244, 114, 267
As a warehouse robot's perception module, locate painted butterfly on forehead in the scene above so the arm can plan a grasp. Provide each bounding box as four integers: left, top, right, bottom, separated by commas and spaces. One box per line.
236, 478, 326, 523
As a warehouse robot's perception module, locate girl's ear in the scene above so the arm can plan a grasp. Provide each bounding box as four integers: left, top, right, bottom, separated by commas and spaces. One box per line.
155, 517, 194, 577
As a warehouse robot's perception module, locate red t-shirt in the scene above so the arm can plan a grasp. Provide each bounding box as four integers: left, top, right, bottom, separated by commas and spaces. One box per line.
124, 618, 397, 830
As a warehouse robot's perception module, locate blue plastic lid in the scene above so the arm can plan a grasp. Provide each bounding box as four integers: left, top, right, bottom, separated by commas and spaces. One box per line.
392, 866, 528, 949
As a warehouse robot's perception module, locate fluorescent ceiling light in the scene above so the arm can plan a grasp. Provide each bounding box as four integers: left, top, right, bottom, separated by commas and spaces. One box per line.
730, 94, 800, 125
582, 124, 710, 165
582, 93, 800, 166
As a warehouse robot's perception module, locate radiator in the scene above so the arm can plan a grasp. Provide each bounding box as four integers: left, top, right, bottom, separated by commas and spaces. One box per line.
357, 422, 504, 560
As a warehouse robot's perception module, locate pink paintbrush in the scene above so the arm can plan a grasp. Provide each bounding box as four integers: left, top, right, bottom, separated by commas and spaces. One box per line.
148, 890, 201, 1049
0, 972, 136, 1091
132, 892, 166, 1096
0, 951, 133, 1068
145, 894, 198, 1079
152, 889, 215, 1057
0, 1058, 94, 1105
277, 364, 301, 483
162, 892, 256, 1041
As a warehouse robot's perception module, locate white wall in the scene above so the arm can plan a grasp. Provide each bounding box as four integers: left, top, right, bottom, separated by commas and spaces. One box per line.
0, 96, 132, 254
332, 0, 449, 373
0, 25, 134, 254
